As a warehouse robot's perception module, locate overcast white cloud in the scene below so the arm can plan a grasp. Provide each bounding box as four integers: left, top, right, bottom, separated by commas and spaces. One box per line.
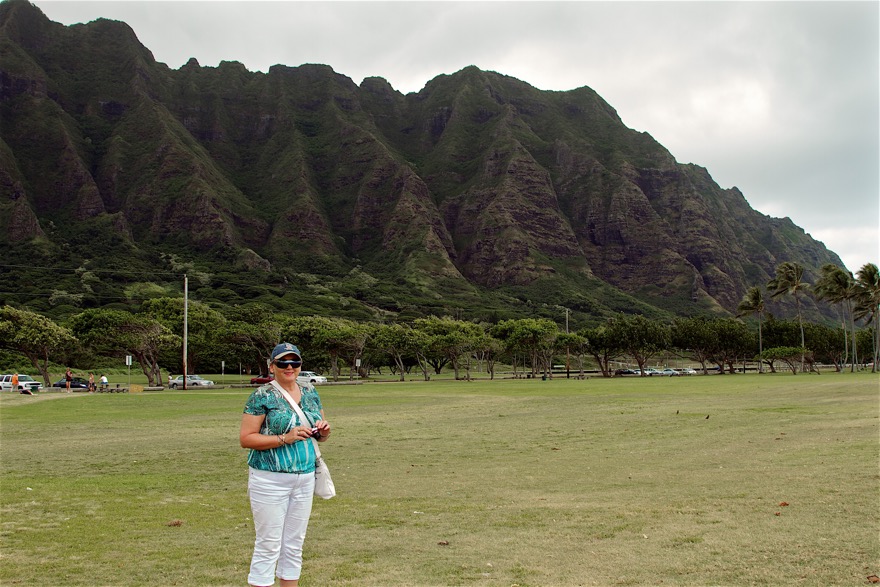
32, 0, 880, 273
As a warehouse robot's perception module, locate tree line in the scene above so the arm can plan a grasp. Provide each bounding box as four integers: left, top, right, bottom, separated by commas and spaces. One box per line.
1, 262, 877, 384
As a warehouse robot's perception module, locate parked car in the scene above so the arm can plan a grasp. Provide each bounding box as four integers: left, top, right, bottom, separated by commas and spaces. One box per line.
297, 371, 327, 386
1, 374, 43, 393
249, 374, 274, 385
614, 368, 638, 376
660, 368, 680, 376
53, 376, 90, 389
168, 375, 215, 389
678, 367, 697, 375
643, 368, 664, 376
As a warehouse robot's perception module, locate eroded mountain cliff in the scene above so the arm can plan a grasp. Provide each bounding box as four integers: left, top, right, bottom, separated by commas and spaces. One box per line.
0, 0, 842, 323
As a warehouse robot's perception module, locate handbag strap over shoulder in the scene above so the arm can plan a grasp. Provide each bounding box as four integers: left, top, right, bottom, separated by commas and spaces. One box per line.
270, 380, 323, 459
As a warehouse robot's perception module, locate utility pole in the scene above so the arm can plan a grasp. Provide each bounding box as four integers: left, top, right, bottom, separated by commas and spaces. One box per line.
183, 274, 188, 391
565, 308, 570, 379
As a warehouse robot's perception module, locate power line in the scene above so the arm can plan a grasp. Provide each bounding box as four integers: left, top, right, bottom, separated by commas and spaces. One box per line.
0, 264, 292, 290
0, 263, 185, 276
0, 291, 178, 303
0, 278, 293, 304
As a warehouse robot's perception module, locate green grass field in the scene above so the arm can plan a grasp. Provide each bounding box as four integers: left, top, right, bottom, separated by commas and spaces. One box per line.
1, 373, 878, 586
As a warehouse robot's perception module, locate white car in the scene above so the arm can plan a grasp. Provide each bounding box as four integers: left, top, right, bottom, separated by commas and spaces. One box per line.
678, 367, 698, 375
168, 375, 215, 389
0, 374, 42, 393
297, 371, 327, 386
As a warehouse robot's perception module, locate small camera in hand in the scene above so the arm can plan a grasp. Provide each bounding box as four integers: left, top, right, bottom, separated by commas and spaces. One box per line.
310, 427, 321, 438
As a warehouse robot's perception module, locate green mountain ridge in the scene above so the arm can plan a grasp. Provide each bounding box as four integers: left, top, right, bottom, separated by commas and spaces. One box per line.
0, 0, 843, 326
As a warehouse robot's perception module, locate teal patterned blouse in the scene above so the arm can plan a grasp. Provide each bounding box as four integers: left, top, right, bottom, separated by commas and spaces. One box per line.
243, 383, 324, 474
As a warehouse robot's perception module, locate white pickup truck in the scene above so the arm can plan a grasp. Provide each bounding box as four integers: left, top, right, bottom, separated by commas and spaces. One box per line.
0, 374, 43, 393
297, 371, 327, 386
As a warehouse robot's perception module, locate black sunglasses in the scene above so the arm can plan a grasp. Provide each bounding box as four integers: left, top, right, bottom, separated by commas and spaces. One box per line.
274, 359, 302, 369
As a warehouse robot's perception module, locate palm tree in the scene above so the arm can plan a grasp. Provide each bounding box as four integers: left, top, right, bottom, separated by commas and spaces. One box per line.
854, 263, 880, 372
767, 262, 809, 372
813, 263, 857, 371
737, 286, 766, 373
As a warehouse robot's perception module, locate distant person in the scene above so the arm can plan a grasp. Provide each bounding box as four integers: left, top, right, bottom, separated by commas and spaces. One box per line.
100, 374, 108, 390
240, 342, 332, 587
65, 368, 72, 393
88, 372, 96, 393
13, 373, 32, 395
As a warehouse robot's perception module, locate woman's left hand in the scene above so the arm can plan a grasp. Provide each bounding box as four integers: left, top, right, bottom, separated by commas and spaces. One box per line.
315, 420, 331, 440
289, 426, 313, 441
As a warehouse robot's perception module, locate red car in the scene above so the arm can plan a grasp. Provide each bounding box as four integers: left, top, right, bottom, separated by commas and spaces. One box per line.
249, 374, 274, 384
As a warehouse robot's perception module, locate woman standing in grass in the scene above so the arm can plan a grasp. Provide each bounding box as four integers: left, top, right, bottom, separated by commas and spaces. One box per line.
239, 343, 332, 587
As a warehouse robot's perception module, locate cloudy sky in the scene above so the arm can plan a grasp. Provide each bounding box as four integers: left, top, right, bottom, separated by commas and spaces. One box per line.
33, 1, 880, 273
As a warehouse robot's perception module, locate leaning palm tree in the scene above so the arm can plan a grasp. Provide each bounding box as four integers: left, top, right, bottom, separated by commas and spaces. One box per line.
767, 262, 809, 372
737, 286, 766, 372
813, 263, 857, 371
854, 263, 880, 372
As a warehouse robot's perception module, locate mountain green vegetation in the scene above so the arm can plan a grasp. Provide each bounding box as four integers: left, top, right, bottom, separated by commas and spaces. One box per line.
2, 268, 877, 385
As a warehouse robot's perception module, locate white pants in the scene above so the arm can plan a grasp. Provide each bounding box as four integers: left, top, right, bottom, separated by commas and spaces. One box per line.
247, 467, 315, 586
